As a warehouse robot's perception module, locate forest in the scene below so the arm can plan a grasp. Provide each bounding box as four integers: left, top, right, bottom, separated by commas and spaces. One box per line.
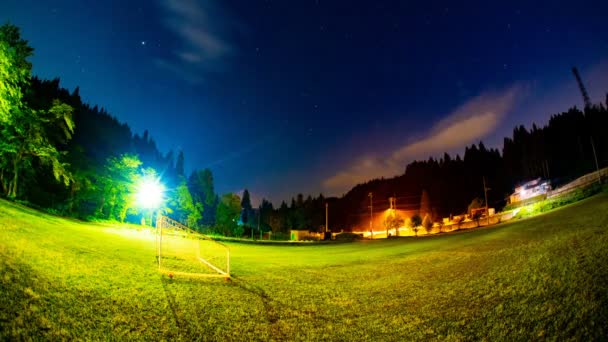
1, 24, 607, 237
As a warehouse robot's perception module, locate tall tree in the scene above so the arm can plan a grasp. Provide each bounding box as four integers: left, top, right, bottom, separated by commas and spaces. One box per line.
216, 193, 242, 236
96, 154, 142, 222
175, 150, 185, 177
174, 177, 202, 229
241, 189, 253, 227
0, 25, 75, 198
1, 100, 75, 198
0, 24, 32, 123
410, 214, 422, 237
188, 168, 217, 226
419, 189, 431, 221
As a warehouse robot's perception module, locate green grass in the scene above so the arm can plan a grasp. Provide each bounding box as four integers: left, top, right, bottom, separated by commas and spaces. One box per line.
1, 193, 608, 340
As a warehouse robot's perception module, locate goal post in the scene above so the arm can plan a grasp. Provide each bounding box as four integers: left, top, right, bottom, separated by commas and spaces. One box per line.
156, 215, 230, 278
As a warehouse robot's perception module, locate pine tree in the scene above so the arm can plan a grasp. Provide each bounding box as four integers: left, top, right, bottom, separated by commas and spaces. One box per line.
241, 189, 253, 227
175, 150, 185, 177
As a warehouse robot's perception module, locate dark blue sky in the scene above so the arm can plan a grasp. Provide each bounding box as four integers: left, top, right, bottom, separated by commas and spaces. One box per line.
2, 0, 608, 205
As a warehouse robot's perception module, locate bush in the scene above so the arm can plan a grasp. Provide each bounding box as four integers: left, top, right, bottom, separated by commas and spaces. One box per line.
511, 183, 603, 220
269, 232, 290, 241
334, 232, 363, 241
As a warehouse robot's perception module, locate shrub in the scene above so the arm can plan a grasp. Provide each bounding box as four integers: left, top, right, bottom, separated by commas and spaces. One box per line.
269, 232, 290, 241
410, 214, 422, 237
335, 232, 363, 241
422, 215, 433, 234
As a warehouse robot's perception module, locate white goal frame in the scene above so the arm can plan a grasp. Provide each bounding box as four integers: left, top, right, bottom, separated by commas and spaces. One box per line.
156, 215, 230, 278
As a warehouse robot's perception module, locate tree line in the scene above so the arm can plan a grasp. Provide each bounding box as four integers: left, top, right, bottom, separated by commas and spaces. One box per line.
2, 24, 607, 237
0, 24, 243, 235
274, 101, 607, 233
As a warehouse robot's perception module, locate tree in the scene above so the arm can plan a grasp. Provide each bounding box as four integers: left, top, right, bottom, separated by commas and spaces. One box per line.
467, 197, 485, 227
0, 24, 33, 123
0, 25, 75, 198
2, 100, 74, 198
188, 168, 217, 226
420, 189, 431, 220
422, 214, 433, 234
240, 189, 253, 227
383, 213, 404, 237
96, 154, 142, 222
216, 193, 241, 236
174, 177, 202, 229
278, 201, 289, 232
467, 197, 484, 214
410, 214, 422, 237
175, 150, 185, 177
259, 198, 274, 230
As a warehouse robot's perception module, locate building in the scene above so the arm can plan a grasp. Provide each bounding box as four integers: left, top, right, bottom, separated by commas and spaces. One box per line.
509, 178, 551, 204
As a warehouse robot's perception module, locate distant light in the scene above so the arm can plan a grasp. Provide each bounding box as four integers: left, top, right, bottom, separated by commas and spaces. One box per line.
136, 177, 164, 209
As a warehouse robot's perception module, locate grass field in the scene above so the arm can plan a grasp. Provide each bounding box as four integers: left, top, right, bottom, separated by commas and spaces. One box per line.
1, 193, 608, 340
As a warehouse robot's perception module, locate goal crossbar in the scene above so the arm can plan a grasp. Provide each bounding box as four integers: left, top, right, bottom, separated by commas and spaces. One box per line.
156, 215, 230, 278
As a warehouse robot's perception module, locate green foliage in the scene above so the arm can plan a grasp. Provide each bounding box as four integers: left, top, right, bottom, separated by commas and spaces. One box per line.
0, 25, 75, 198
216, 193, 242, 236
1, 100, 75, 198
95, 154, 142, 222
0, 24, 32, 123
174, 177, 202, 229
512, 183, 603, 220
188, 168, 217, 226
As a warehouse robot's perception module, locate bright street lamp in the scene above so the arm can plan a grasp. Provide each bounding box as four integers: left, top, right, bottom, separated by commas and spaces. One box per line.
136, 177, 165, 209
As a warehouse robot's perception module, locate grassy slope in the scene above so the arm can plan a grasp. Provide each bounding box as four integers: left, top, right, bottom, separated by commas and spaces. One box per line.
1, 194, 607, 340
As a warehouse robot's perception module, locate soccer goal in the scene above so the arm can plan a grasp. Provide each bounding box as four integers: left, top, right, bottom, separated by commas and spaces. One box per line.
156, 215, 230, 279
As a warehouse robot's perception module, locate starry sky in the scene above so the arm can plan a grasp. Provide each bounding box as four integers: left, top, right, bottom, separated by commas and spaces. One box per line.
2, 0, 608, 205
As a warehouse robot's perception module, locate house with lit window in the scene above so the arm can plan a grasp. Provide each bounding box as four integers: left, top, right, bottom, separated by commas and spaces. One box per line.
509, 178, 551, 204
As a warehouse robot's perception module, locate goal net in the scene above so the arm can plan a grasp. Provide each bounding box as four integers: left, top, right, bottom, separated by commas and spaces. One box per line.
156, 215, 230, 278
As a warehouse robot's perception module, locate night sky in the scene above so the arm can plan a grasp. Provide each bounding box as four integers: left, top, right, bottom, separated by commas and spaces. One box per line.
2, 0, 608, 205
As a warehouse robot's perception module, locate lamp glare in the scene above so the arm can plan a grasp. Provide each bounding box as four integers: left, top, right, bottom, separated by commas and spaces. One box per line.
137, 178, 164, 209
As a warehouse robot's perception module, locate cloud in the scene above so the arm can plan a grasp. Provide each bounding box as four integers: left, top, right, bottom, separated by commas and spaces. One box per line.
153, 58, 204, 84
323, 86, 523, 194
157, 0, 236, 82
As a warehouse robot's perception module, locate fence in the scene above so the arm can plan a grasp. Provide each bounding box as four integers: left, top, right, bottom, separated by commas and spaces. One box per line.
547, 166, 607, 199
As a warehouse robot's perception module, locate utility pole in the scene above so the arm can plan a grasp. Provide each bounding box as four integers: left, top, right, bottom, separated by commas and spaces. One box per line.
591, 137, 602, 184
368, 192, 373, 239
325, 202, 329, 234
258, 206, 261, 240
483, 177, 490, 226
387, 197, 394, 238
394, 195, 398, 237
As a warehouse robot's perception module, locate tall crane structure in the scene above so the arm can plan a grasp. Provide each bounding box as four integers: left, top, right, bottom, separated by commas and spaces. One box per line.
572, 67, 602, 183
572, 67, 592, 109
